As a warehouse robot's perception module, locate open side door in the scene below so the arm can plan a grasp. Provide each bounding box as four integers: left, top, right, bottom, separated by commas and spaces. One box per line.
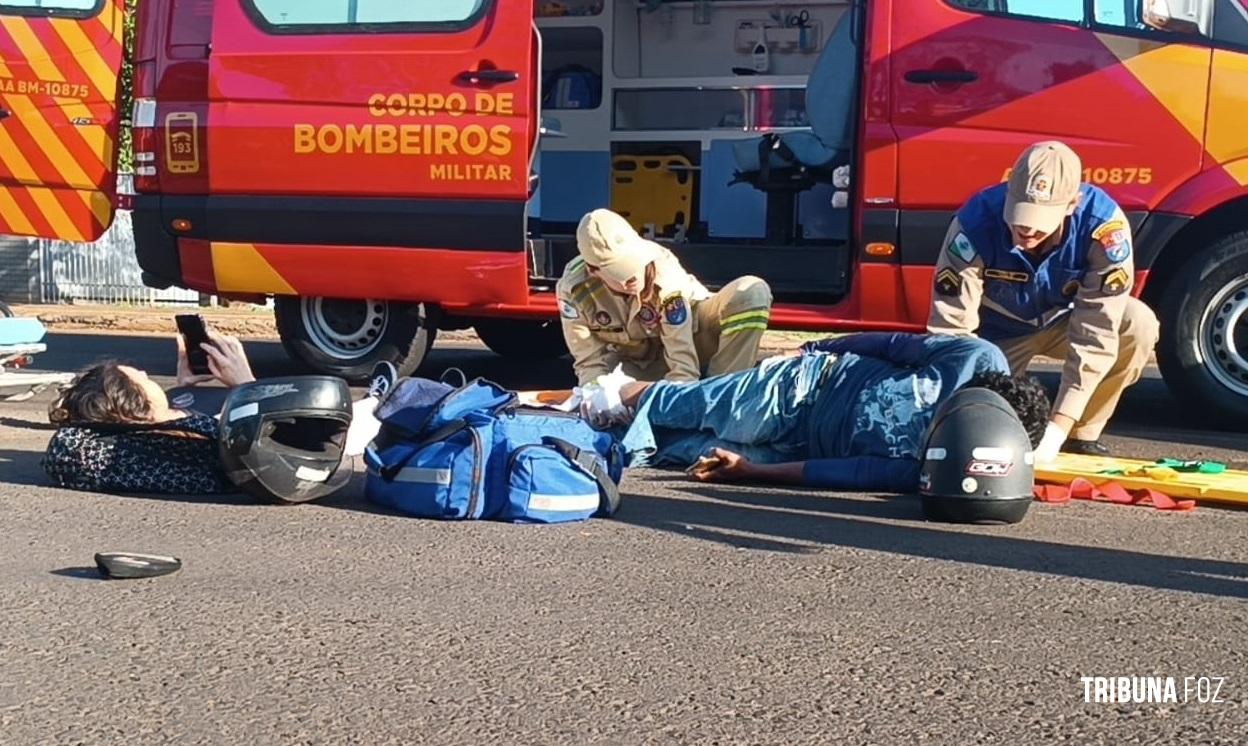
0, 0, 123, 242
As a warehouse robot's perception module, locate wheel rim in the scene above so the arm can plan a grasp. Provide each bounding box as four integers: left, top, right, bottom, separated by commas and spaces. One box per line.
300, 298, 388, 361
1199, 273, 1248, 398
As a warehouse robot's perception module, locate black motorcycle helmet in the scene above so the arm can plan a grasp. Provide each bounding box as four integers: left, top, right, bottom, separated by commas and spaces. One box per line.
918, 386, 1035, 525
218, 376, 353, 504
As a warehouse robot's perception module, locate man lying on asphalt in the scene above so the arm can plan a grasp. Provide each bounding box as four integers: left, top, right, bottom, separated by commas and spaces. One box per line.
601, 333, 1051, 492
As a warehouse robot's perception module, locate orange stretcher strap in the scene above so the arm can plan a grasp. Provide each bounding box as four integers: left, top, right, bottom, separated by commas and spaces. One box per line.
1033, 478, 1196, 512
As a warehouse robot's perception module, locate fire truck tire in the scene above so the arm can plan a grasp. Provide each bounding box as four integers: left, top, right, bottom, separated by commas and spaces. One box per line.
0, 301, 12, 317
274, 296, 434, 382
473, 318, 568, 360
1156, 232, 1248, 426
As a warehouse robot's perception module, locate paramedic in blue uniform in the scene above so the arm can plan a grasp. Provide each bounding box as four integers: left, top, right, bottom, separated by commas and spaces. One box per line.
603, 332, 1051, 492
927, 141, 1160, 462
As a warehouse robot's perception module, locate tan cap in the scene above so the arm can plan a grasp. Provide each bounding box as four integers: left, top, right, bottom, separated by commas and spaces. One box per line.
575, 209, 658, 287
1003, 141, 1082, 234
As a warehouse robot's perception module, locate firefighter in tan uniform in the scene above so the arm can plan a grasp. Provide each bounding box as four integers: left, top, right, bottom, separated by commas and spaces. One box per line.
557, 209, 773, 386
927, 141, 1159, 461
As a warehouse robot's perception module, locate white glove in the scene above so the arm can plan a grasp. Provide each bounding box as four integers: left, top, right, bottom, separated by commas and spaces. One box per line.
1033, 422, 1067, 464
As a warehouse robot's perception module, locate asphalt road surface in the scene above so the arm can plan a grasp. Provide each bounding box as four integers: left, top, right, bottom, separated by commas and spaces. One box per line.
2, 333, 1246, 744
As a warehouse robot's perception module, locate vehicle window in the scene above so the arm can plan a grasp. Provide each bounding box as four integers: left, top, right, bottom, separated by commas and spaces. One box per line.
246, 0, 488, 29
1094, 0, 1168, 31
1214, 0, 1248, 46
946, 0, 1083, 24
0, 0, 101, 16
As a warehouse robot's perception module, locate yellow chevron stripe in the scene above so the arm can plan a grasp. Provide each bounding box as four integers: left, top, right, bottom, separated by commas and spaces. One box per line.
0, 186, 37, 235
78, 189, 111, 232
27, 186, 84, 242
4, 94, 95, 189
56, 98, 113, 167
0, 16, 66, 82
0, 58, 12, 78
102, 0, 125, 47
49, 20, 118, 100
211, 243, 297, 295
0, 112, 41, 183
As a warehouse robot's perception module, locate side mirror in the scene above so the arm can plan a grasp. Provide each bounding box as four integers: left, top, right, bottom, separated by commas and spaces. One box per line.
1138, 0, 1213, 36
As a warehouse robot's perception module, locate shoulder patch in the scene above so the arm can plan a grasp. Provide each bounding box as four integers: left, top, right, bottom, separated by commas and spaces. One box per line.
1091, 220, 1125, 242
1100, 267, 1131, 295
662, 293, 688, 325
935, 267, 963, 297
1093, 220, 1131, 263
558, 298, 580, 320
948, 232, 977, 264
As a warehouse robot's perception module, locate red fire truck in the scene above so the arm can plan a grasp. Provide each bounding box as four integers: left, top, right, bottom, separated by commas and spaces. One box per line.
1, 0, 1246, 424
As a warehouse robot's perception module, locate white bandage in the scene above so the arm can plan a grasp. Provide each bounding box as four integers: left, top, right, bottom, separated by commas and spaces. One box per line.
578, 365, 637, 428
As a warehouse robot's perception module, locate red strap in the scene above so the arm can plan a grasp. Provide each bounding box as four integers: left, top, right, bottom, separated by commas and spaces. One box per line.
1031, 479, 1196, 511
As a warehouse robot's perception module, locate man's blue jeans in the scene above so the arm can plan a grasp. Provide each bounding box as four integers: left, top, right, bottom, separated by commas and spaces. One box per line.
620, 353, 837, 467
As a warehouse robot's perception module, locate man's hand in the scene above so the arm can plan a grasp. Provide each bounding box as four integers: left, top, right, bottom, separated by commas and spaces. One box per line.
175, 334, 215, 388
686, 448, 754, 483
202, 331, 256, 388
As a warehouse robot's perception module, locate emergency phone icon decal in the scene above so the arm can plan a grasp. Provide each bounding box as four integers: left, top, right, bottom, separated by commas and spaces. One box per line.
165, 112, 201, 174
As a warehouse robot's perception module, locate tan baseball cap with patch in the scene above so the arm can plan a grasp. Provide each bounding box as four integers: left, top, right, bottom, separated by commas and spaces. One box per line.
1003, 141, 1082, 234
576, 209, 659, 287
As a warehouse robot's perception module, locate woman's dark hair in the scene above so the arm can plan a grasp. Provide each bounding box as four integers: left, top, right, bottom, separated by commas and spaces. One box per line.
966, 372, 1051, 448
49, 361, 153, 426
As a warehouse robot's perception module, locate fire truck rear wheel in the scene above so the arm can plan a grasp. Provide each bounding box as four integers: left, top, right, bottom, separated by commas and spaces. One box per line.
274, 296, 434, 383
1157, 231, 1248, 427
473, 318, 568, 360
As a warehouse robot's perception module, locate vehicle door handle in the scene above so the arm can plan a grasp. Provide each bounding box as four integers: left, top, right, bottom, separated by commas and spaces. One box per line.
455, 69, 520, 86
0, 108, 9, 121
904, 69, 978, 84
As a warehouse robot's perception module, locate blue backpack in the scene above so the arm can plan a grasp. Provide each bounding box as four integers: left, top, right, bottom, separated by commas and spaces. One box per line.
364, 377, 624, 523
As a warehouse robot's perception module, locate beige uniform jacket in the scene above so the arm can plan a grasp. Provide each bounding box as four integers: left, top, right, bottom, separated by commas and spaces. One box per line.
556, 247, 713, 385
927, 208, 1135, 423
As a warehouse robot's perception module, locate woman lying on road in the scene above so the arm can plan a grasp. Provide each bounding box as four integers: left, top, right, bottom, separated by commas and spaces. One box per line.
42, 332, 389, 495
599, 332, 1052, 493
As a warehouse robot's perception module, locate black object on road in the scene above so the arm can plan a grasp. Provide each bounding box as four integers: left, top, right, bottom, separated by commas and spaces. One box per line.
918, 387, 1035, 525
94, 552, 182, 579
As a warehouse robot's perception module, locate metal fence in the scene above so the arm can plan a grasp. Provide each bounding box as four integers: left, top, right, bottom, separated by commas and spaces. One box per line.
36, 210, 202, 305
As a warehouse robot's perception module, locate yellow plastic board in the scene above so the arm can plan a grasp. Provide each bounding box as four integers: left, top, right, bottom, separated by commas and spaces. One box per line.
1034, 453, 1248, 509
609, 154, 694, 236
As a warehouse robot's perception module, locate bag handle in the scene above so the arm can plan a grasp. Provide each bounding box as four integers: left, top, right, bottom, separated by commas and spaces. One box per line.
378, 418, 470, 481
542, 437, 622, 517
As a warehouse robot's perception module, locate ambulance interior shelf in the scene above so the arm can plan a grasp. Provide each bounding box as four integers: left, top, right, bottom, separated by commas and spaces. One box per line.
612, 85, 807, 131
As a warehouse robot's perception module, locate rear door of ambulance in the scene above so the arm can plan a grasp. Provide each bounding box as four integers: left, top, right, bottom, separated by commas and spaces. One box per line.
197, 0, 537, 304
0, 0, 123, 243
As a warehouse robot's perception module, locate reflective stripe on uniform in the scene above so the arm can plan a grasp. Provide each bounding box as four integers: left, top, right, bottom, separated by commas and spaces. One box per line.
720, 307, 770, 336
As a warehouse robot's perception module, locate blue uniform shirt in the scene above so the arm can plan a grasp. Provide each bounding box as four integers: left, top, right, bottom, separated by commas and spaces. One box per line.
956, 183, 1125, 340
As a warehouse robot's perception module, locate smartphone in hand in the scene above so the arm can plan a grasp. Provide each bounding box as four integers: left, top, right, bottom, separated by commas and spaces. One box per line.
175, 313, 212, 375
